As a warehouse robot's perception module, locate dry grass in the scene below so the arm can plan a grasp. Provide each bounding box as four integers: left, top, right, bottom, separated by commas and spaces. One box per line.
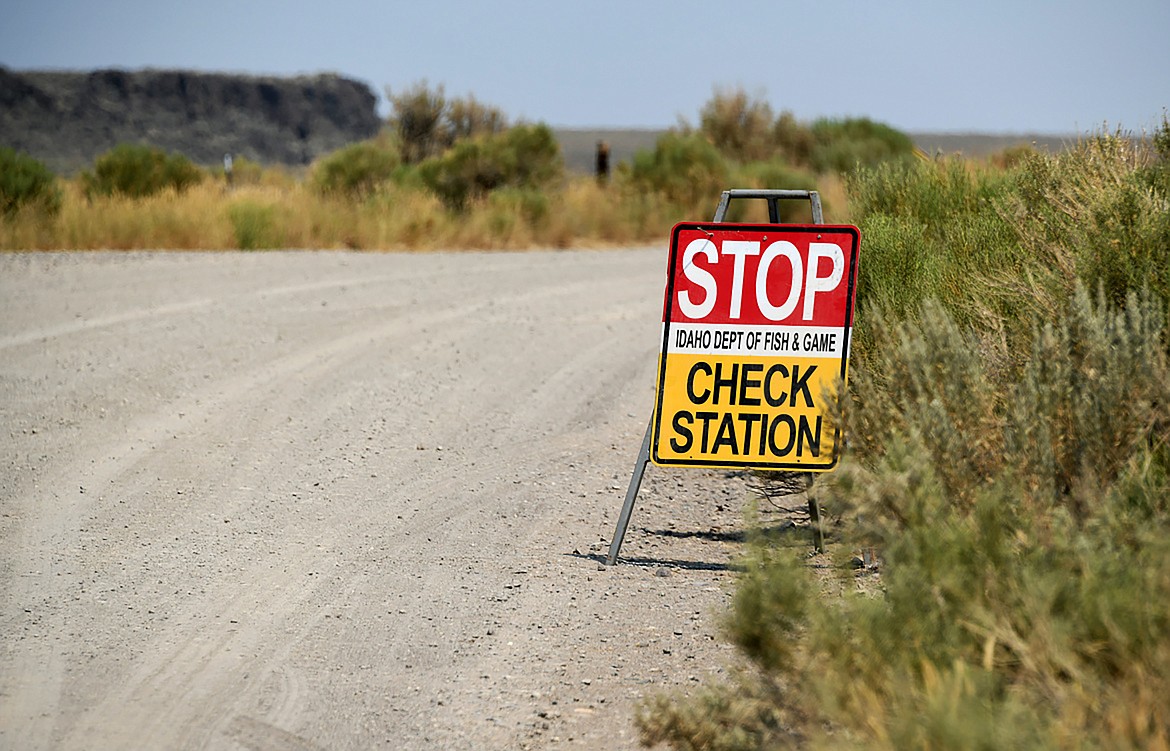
1, 174, 707, 251
1, 140, 862, 253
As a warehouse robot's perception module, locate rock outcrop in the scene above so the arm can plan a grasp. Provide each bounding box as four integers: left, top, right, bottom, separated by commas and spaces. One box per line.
0, 68, 382, 173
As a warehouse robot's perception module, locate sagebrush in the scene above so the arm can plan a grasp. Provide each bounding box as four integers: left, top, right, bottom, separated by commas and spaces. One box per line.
0, 148, 61, 216
639, 119, 1170, 751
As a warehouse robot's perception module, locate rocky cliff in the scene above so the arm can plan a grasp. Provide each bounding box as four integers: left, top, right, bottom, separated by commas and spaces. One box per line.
0, 68, 383, 173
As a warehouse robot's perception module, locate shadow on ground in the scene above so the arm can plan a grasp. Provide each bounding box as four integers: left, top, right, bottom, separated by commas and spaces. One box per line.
567, 550, 740, 572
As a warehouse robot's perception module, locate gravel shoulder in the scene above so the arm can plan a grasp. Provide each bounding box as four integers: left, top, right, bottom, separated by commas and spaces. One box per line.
0, 249, 758, 750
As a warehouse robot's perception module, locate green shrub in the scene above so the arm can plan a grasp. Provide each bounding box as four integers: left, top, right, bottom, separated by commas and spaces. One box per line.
690, 90, 916, 177
846, 158, 1036, 359
859, 160, 1017, 252
416, 123, 561, 211
827, 289, 1169, 748
445, 94, 508, 143
809, 117, 917, 174
844, 129, 1170, 365
228, 200, 281, 250
82, 143, 203, 199
311, 137, 400, 197
0, 147, 61, 216
387, 81, 449, 164
1144, 112, 1170, 198
628, 131, 730, 214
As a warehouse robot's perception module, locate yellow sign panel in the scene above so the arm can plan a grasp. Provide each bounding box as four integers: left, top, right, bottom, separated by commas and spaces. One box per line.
656, 353, 842, 465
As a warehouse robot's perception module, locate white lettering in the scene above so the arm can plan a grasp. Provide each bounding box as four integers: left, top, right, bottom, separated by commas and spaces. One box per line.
678, 238, 718, 319
756, 240, 803, 321
720, 240, 760, 320
803, 242, 844, 320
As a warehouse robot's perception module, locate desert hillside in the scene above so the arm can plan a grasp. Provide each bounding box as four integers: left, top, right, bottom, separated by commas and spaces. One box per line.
0, 68, 382, 173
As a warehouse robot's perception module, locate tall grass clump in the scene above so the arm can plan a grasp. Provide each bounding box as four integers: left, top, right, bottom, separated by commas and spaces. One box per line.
81, 143, 204, 199
228, 199, 282, 250
847, 122, 1170, 363
847, 158, 1022, 330
1004, 128, 1170, 306
1, 148, 61, 216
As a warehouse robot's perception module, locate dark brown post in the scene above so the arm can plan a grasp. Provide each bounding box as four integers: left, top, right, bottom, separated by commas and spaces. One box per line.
595, 140, 610, 183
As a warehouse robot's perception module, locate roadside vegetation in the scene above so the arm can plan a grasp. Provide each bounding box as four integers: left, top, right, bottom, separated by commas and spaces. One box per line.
638, 116, 1170, 750
2, 85, 915, 250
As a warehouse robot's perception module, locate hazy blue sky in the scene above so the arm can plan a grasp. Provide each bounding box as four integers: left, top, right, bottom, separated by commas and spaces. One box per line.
3, 0, 1167, 134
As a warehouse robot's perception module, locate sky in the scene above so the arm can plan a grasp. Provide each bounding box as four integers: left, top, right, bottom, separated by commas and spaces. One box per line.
2, 0, 1168, 135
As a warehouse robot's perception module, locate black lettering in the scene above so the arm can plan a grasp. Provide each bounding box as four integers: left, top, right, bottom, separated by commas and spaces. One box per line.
666, 410, 825, 460
790, 364, 818, 407
768, 414, 796, 456
696, 411, 718, 453
767, 331, 792, 351
687, 362, 711, 404
797, 414, 822, 456
712, 362, 738, 405
739, 363, 762, 406
764, 364, 789, 407
712, 413, 739, 454
670, 411, 694, 452
738, 413, 762, 453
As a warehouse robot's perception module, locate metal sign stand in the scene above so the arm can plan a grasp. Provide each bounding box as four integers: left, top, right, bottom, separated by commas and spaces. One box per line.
605, 189, 825, 566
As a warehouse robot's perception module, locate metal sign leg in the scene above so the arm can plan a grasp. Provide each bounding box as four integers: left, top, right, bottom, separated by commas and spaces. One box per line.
605, 420, 652, 565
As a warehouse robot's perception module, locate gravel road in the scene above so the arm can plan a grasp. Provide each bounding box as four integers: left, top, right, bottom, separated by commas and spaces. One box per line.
0, 250, 753, 750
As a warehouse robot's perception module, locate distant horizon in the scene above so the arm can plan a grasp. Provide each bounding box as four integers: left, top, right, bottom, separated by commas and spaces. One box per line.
3, 64, 1097, 139
3, 1, 1165, 137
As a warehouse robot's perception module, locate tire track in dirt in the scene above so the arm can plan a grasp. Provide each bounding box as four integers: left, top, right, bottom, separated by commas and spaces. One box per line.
8, 265, 631, 749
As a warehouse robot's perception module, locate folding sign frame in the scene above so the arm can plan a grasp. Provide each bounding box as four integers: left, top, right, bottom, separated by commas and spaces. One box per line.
605, 189, 844, 565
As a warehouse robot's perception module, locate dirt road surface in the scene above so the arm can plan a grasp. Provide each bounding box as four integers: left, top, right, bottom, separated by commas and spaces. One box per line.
1, 250, 753, 750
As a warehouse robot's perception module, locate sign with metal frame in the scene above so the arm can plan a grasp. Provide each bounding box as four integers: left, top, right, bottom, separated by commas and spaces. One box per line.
605, 190, 860, 565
